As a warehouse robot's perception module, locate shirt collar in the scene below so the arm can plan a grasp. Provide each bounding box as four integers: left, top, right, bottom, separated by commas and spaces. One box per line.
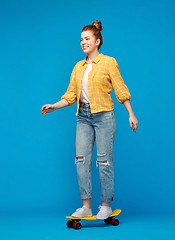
82, 53, 104, 66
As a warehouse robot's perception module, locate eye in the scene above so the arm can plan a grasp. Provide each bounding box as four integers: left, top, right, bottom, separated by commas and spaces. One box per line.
80, 38, 90, 41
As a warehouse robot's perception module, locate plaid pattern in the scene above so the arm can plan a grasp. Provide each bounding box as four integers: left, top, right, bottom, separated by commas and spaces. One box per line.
61, 53, 131, 115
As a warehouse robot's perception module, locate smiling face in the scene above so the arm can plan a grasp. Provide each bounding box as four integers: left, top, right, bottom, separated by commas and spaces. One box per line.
80, 30, 100, 54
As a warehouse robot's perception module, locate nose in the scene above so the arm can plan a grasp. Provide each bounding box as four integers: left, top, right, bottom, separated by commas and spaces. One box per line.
81, 39, 87, 44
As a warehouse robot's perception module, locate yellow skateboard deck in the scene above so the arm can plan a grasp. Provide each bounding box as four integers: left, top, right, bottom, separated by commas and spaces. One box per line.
66, 209, 121, 220
66, 209, 121, 229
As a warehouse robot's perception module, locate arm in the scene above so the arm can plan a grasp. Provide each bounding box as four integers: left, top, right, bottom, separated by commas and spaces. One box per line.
123, 99, 138, 132
53, 98, 69, 109
41, 99, 69, 115
123, 99, 134, 116
109, 57, 138, 132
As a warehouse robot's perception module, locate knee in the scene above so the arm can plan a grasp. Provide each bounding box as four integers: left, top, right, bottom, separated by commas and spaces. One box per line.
96, 153, 110, 167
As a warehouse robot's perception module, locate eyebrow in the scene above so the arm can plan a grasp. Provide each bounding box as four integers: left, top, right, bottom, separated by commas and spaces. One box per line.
80, 36, 90, 40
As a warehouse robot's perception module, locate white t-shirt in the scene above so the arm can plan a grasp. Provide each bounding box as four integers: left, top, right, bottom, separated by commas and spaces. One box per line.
79, 63, 92, 103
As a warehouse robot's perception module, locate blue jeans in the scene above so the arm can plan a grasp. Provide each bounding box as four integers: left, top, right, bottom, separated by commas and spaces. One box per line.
75, 101, 116, 202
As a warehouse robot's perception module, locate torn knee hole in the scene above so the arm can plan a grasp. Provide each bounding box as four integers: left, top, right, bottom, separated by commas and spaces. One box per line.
96, 160, 109, 166
75, 156, 85, 164
97, 160, 107, 163
76, 156, 84, 160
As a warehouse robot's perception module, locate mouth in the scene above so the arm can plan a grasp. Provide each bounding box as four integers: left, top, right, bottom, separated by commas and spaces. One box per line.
83, 46, 89, 49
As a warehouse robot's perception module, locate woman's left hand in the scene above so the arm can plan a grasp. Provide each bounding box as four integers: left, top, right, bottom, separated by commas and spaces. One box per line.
129, 114, 139, 132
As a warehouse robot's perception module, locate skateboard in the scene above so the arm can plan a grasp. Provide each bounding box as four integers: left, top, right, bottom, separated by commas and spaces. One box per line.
66, 209, 121, 230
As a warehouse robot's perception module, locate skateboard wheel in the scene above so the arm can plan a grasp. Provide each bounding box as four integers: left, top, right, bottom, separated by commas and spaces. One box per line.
104, 217, 112, 224
111, 218, 119, 226
73, 222, 82, 230
67, 220, 73, 228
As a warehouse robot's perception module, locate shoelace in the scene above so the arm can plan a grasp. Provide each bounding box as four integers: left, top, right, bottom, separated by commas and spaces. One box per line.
75, 208, 82, 212
76, 206, 86, 212
98, 205, 110, 212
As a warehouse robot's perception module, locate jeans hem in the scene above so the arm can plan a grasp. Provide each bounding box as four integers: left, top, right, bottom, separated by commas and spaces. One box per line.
101, 196, 114, 202
80, 194, 93, 200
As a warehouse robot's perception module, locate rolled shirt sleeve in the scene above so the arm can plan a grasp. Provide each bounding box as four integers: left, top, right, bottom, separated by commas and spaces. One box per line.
61, 64, 77, 106
109, 57, 131, 104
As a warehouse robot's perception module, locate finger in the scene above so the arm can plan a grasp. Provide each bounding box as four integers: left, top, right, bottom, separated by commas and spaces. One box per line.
135, 123, 138, 130
130, 121, 133, 129
43, 105, 49, 109
133, 123, 135, 131
134, 123, 137, 130
133, 124, 137, 132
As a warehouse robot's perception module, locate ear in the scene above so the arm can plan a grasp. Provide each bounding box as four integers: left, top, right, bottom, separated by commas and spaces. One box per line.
96, 38, 100, 47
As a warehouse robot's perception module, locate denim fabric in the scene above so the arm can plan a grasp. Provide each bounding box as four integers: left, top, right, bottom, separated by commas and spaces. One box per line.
75, 101, 116, 202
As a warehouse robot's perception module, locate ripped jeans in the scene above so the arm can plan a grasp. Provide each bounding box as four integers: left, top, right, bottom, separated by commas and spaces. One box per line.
75, 101, 116, 202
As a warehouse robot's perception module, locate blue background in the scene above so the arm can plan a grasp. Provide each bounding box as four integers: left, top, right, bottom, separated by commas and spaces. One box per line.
0, 1, 175, 237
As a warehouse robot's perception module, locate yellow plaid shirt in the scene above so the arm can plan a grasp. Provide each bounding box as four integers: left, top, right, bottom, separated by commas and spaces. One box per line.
61, 53, 131, 115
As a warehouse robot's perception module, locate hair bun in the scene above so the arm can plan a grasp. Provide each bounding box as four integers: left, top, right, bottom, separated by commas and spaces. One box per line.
91, 20, 103, 31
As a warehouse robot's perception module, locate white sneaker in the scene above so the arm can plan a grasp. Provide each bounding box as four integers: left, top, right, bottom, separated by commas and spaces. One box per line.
96, 205, 112, 219
72, 205, 92, 218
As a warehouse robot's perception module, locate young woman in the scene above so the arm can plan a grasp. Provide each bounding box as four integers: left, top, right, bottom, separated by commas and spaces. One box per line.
41, 20, 138, 220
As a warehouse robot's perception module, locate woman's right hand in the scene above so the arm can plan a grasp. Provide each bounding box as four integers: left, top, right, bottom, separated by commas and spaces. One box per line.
41, 104, 55, 115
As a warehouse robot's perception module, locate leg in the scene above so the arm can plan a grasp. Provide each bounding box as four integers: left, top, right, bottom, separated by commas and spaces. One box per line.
75, 114, 95, 201
102, 201, 110, 207
93, 110, 116, 203
82, 199, 91, 209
